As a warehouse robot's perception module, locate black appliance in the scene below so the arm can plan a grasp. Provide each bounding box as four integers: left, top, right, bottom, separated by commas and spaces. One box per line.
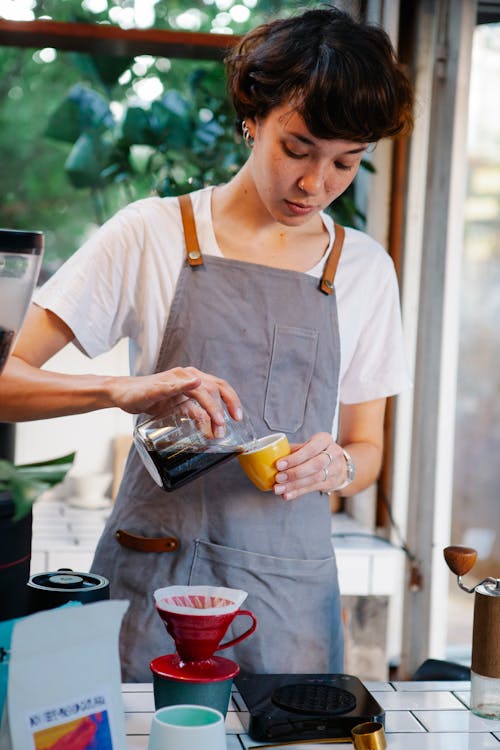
27, 569, 109, 613
234, 673, 385, 743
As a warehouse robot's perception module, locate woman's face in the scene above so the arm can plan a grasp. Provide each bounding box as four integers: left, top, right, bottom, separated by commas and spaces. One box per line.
247, 104, 368, 226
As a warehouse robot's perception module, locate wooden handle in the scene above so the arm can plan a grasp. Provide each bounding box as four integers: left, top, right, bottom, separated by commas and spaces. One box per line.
443, 545, 477, 576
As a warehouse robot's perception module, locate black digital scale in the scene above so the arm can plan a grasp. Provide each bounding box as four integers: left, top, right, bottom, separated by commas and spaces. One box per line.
234, 673, 385, 743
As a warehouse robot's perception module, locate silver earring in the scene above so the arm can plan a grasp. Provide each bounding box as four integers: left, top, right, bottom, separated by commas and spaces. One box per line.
242, 120, 254, 149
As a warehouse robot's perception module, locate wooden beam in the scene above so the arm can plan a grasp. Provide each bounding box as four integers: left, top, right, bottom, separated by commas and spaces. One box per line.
0, 18, 239, 61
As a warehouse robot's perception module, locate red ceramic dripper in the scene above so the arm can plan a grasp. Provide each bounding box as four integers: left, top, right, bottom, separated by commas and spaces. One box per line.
151, 586, 257, 717
153, 585, 257, 663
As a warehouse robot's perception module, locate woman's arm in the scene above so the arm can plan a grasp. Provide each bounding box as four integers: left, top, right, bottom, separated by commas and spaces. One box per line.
0, 304, 241, 426
273, 397, 386, 501
334, 398, 386, 497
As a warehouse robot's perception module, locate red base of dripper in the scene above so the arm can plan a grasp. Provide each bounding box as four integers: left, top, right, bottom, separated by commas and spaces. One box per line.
150, 652, 240, 683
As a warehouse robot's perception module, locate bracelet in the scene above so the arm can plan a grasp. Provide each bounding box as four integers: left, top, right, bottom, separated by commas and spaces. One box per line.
332, 448, 356, 492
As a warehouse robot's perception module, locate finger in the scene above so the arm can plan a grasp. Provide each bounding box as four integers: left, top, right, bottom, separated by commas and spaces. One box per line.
196, 376, 243, 422
149, 374, 202, 400
276, 433, 335, 475
274, 474, 326, 501
274, 434, 343, 499
182, 370, 243, 424
216, 382, 243, 421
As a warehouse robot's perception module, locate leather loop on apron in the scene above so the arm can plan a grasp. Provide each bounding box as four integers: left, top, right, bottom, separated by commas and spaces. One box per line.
178, 193, 204, 266
115, 529, 179, 553
320, 224, 345, 294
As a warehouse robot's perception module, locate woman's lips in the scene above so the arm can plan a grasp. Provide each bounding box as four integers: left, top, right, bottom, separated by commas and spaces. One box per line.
284, 199, 315, 216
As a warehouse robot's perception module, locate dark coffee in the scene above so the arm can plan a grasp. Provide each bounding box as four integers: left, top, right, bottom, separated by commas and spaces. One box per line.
0, 326, 14, 373
147, 445, 239, 491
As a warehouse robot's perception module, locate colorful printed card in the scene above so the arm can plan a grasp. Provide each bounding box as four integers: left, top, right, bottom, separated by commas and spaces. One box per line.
29, 691, 113, 750
0, 600, 128, 750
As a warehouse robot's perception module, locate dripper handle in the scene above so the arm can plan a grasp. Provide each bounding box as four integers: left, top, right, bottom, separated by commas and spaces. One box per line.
217, 609, 257, 651
443, 545, 477, 576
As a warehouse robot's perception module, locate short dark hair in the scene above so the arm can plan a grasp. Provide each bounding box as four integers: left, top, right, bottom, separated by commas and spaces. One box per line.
225, 5, 413, 143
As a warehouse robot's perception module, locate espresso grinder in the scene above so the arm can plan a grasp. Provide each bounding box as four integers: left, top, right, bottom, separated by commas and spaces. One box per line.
444, 545, 500, 719
0, 228, 43, 375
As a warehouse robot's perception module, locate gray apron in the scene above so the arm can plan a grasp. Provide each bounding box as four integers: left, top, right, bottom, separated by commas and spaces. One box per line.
91, 197, 346, 682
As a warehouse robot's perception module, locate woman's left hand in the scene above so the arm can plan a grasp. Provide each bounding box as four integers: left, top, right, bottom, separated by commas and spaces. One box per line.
273, 432, 346, 501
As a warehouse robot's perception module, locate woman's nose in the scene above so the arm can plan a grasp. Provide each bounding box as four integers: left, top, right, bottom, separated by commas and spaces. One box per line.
297, 167, 328, 195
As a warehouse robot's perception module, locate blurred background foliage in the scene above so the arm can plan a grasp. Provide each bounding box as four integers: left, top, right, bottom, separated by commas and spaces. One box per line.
0, 0, 368, 278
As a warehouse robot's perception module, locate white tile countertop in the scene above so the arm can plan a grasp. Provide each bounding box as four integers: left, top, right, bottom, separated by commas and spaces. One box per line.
31, 498, 404, 597
122, 681, 500, 749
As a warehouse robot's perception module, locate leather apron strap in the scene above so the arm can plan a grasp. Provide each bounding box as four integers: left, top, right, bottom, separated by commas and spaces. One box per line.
179, 193, 345, 292
320, 224, 345, 295
178, 194, 204, 266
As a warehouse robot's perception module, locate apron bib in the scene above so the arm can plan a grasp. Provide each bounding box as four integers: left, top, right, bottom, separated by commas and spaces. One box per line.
92, 197, 346, 681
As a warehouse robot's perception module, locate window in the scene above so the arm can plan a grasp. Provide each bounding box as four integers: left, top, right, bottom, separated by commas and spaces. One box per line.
447, 21, 500, 662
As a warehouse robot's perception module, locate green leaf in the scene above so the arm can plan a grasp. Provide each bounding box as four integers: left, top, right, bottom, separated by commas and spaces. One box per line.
0, 452, 75, 522
45, 97, 82, 143
0, 459, 16, 486
17, 452, 76, 470
360, 158, 376, 173
161, 90, 190, 120
194, 119, 224, 147
65, 133, 114, 188
45, 84, 114, 143
10, 477, 47, 522
122, 107, 154, 145
69, 52, 133, 90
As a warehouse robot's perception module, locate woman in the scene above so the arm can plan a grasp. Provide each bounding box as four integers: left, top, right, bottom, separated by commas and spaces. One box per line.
0, 6, 413, 680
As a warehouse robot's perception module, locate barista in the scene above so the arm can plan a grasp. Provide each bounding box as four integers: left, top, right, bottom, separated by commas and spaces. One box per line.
0, 6, 413, 680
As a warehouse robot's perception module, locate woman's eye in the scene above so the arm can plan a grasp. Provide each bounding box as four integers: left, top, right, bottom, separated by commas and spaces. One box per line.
283, 143, 307, 159
335, 161, 353, 172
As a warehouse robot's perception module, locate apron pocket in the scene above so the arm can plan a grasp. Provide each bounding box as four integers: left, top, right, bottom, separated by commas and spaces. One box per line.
188, 539, 343, 673
264, 324, 319, 433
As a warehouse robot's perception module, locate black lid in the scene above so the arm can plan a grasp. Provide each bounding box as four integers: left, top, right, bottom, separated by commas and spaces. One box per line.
28, 570, 109, 592
0, 228, 44, 254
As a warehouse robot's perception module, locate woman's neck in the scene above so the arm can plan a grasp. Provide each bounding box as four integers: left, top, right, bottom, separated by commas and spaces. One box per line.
211, 166, 330, 271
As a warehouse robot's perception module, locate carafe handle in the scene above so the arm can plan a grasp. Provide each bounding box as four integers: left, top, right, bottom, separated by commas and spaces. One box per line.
216, 609, 257, 651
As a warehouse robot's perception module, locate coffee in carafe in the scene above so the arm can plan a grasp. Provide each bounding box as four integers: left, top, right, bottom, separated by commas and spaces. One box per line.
134, 399, 255, 491
145, 442, 240, 491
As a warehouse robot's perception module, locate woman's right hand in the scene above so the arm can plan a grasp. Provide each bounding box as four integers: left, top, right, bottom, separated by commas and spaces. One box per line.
106, 366, 243, 431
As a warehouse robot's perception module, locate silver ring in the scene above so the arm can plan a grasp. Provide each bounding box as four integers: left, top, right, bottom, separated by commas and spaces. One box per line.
321, 450, 333, 466
323, 467, 329, 482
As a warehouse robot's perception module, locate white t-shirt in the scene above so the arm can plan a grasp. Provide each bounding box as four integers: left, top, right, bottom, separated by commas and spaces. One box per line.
34, 186, 411, 416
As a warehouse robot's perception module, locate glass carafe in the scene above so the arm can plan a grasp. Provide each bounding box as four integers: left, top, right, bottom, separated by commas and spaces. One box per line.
134, 399, 255, 491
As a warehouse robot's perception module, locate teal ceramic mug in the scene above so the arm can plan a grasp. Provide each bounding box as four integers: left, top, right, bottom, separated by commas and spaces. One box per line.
148, 704, 226, 750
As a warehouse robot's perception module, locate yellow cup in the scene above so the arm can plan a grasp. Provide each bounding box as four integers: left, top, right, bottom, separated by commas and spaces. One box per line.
238, 433, 290, 491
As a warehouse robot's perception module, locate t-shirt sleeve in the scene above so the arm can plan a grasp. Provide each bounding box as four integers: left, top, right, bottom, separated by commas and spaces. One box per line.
33, 204, 146, 358
339, 253, 412, 404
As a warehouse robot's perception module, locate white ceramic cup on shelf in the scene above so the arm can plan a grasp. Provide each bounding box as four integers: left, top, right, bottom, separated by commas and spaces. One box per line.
66, 471, 113, 509
148, 704, 227, 750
